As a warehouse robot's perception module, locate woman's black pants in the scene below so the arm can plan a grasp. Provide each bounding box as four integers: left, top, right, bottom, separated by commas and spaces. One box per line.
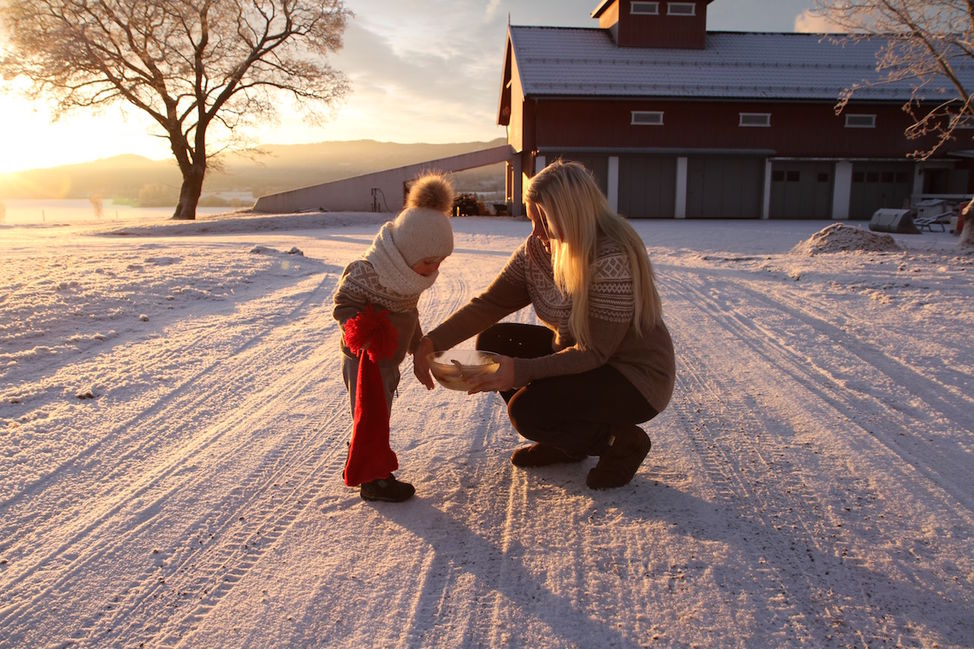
476, 322, 657, 457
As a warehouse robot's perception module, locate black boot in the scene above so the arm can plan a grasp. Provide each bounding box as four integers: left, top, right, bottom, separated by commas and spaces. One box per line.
360, 474, 415, 502
586, 425, 651, 489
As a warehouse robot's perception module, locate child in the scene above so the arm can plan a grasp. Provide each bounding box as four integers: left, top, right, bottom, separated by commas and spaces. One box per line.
333, 173, 455, 502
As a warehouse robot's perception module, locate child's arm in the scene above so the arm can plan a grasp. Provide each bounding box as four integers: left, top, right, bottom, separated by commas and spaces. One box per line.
408, 308, 423, 354
333, 262, 370, 326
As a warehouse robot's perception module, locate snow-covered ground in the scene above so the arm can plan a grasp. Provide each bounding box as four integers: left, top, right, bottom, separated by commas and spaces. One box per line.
1, 213, 971, 648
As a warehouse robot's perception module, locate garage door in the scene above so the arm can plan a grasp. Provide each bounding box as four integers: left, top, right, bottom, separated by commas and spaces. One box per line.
686, 157, 764, 218
849, 162, 914, 220
770, 162, 834, 219
618, 155, 676, 218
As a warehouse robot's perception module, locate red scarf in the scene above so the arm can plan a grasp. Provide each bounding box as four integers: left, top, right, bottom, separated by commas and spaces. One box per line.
342, 305, 399, 486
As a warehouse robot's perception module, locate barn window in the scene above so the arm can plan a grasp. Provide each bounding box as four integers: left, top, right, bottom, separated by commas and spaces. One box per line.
786, 171, 800, 182
952, 115, 974, 129
817, 172, 829, 183
739, 113, 771, 127
667, 2, 696, 15
630, 1, 659, 14
845, 114, 876, 128
631, 110, 664, 126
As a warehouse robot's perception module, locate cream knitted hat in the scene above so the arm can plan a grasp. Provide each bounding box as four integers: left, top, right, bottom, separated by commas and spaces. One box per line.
391, 174, 455, 267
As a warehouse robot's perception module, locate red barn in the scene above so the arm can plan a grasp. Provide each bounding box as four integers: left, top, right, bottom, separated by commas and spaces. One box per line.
498, 0, 974, 219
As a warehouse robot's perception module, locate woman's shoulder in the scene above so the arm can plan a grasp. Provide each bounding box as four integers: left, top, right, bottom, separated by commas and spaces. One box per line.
595, 234, 626, 256
593, 237, 631, 277
523, 235, 548, 258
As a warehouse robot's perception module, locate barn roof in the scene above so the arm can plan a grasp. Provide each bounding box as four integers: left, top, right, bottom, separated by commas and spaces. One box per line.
507, 26, 974, 102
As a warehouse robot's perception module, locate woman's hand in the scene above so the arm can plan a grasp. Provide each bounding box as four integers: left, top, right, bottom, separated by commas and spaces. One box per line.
412, 336, 436, 390
466, 355, 515, 394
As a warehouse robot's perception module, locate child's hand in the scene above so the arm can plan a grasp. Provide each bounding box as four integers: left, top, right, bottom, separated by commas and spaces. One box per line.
412, 336, 436, 389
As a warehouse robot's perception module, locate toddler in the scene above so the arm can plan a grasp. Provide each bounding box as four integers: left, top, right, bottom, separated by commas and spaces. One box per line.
333, 173, 454, 502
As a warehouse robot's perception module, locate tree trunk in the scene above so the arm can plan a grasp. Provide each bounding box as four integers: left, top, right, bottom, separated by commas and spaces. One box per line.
172, 169, 205, 220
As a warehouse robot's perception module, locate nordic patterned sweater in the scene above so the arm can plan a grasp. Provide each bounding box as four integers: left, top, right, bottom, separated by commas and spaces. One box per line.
426, 235, 675, 413
332, 260, 424, 367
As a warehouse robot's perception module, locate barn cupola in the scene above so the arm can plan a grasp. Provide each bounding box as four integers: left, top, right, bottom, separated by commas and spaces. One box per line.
591, 0, 713, 49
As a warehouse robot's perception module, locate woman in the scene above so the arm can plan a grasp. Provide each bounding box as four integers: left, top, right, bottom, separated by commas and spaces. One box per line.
413, 160, 675, 489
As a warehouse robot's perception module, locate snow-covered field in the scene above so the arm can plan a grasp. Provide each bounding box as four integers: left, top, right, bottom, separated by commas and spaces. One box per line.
1, 213, 971, 648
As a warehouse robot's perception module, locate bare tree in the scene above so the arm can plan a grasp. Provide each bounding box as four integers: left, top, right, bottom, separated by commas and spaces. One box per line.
812, 0, 974, 247
0, 0, 350, 219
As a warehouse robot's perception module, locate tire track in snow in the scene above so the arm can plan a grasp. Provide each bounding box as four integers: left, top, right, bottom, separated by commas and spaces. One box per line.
387, 380, 518, 647
661, 268, 968, 647
669, 348, 890, 647
0, 275, 332, 586
0, 272, 332, 524
662, 266, 974, 519
1, 338, 341, 645
388, 383, 630, 649
0, 273, 348, 647
731, 266, 973, 426
117, 403, 349, 648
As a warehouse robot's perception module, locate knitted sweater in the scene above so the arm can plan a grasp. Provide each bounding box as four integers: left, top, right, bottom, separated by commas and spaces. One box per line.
426, 235, 675, 413
333, 259, 425, 366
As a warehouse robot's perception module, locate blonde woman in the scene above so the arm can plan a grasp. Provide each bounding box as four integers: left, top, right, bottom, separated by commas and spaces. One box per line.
414, 160, 675, 489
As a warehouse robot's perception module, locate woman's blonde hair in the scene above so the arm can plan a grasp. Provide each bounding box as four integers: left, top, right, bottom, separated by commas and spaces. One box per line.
525, 160, 662, 348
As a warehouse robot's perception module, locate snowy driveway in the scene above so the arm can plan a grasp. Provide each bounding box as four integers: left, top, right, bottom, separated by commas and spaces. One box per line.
0, 216, 971, 648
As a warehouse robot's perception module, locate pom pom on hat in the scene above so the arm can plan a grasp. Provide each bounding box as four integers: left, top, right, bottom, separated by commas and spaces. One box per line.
406, 174, 454, 212
391, 174, 455, 267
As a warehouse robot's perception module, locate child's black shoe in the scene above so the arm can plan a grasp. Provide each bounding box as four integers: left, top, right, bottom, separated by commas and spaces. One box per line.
360, 474, 415, 502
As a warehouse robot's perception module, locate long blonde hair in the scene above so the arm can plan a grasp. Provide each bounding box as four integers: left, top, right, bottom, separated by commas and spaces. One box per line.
525, 160, 662, 348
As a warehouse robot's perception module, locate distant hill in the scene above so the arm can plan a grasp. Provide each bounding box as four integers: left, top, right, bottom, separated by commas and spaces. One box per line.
0, 139, 508, 202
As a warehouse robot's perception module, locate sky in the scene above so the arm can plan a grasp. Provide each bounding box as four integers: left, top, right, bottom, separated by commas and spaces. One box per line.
0, 0, 822, 174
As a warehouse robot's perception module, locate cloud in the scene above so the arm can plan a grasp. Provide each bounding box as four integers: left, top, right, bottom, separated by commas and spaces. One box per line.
794, 9, 845, 34
301, 15, 505, 144
485, 0, 504, 21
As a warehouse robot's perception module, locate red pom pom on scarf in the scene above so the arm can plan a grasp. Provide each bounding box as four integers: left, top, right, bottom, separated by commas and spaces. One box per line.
344, 305, 398, 362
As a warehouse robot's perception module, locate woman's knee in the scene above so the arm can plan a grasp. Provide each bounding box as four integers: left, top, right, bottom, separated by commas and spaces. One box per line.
507, 387, 554, 442
475, 324, 508, 353
477, 323, 552, 358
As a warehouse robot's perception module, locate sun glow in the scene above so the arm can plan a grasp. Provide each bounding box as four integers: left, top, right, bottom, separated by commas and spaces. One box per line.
0, 88, 172, 174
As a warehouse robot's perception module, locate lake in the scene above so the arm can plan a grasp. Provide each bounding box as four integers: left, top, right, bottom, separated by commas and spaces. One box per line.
0, 198, 236, 225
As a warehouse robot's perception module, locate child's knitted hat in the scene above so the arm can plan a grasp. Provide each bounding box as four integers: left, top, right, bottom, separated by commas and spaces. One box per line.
391, 174, 455, 267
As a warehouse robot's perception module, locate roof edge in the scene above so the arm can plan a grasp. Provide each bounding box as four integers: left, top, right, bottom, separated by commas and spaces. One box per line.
591, 0, 612, 19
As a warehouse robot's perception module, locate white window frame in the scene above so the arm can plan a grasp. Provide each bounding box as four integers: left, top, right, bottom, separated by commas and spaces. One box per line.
631, 110, 664, 126
845, 114, 876, 128
667, 2, 697, 16
739, 112, 771, 127
630, 1, 659, 15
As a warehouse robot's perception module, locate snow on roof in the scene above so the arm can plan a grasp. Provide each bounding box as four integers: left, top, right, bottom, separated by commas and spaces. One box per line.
508, 26, 974, 102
